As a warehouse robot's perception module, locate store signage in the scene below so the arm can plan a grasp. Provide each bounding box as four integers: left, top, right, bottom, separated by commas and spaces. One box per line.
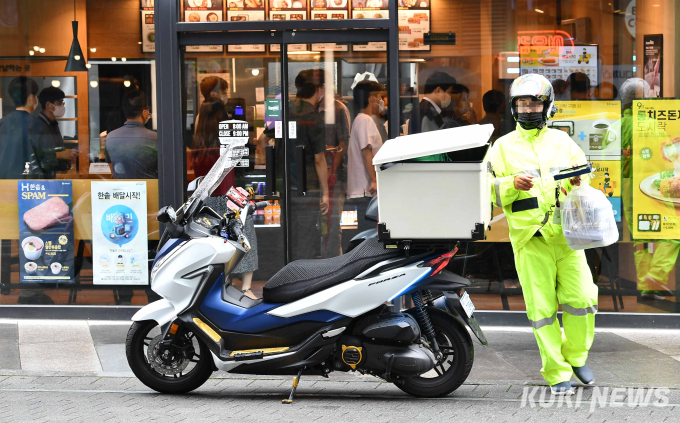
265, 99, 281, 118
632, 99, 680, 240
18, 181, 74, 283
643, 34, 662, 97
91, 181, 149, 285
219, 119, 250, 167
517, 30, 574, 56
424, 32, 456, 45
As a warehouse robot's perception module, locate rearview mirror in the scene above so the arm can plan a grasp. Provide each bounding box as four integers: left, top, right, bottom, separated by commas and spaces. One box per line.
157, 206, 177, 224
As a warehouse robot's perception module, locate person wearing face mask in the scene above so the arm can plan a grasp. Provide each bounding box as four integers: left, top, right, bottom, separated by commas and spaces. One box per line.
0, 76, 51, 179
194, 76, 230, 135
409, 71, 456, 135
487, 74, 597, 396
29, 87, 70, 179
104, 90, 158, 179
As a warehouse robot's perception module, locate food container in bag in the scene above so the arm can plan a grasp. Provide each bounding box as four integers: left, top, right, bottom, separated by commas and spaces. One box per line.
561, 184, 619, 250
373, 124, 494, 248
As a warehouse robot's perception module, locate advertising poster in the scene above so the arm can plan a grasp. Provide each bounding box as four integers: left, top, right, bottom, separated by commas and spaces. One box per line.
643, 34, 662, 97
631, 99, 680, 239
18, 181, 74, 283
311, 0, 349, 51
351, 0, 388, 51
141, 10, 155, 53
185, 0, 224, 53
519, 45, 598, 86
549, 100, 622, 157
91, 182, 149, 285
590, 160, 622, 222
398, 0, 430, 51
227, 1, 266, 52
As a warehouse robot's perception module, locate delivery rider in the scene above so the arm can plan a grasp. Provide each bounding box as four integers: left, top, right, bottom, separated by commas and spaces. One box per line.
487, 74, 598, 395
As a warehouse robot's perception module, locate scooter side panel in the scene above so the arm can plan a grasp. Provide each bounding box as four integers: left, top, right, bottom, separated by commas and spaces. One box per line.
152, 237, 237, 316
131, 298, 176, 326
268, 265, 430, 318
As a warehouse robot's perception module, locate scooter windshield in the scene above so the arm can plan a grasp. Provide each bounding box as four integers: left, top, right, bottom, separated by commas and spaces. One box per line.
189, 144, 244, 202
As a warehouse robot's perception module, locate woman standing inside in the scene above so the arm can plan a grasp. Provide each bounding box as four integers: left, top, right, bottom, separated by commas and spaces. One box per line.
191, 99, 259, 299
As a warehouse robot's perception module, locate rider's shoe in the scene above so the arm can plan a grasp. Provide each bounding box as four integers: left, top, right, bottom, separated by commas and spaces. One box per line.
572, 365, 594, 385
550, 381, 575, 396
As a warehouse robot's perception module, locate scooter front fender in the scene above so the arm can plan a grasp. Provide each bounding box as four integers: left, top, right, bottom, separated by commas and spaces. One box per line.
131, 299, 177, 326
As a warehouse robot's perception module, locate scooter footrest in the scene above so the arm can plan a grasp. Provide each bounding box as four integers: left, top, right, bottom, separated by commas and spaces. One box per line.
232, 351, 264, 361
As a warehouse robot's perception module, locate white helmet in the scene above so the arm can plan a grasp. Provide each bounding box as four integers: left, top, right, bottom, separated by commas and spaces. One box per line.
509, 74, 556, 129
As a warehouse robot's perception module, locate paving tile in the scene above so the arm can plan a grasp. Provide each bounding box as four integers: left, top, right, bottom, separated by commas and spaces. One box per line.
0, 324, 20, 370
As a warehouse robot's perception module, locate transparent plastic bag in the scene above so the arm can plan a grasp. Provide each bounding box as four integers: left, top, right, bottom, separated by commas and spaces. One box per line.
561, 184, 619, 250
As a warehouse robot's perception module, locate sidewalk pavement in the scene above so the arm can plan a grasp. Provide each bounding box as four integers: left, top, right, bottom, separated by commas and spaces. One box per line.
0, 320, 679, 422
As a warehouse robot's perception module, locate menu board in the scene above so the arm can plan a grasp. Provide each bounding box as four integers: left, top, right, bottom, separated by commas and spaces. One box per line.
269, 0, 308, 52
92, 181, 149, 285
351, 0, 388, 52
185, 0, 224, 53
398, 0, 430, 51
18, 181, 75, 284
311, 0, 349, 51
141, 10, 155, 53
227, 1, 266, 52
519, 45, 598, 86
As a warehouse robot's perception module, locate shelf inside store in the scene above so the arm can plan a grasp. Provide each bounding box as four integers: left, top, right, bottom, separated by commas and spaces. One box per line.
254, 224, 281, 228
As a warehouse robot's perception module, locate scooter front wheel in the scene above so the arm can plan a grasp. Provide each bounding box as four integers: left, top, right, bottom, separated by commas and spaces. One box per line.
126, 320, 213, 394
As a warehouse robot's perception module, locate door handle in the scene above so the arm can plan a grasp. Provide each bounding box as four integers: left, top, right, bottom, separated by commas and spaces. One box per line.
265, 145, 275, 196
295, 145, 306, 196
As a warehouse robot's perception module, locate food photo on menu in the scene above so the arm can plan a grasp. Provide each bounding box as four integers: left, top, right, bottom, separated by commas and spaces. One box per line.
186, 0, 221, 7
313, 0, 348, 8
270, 0, 306, 8
400, 0, 429, 7
351, 0, 387, 8
244, 0, 265, 6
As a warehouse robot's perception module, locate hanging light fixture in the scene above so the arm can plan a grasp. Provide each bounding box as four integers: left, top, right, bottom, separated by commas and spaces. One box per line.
65, 0, 88, 72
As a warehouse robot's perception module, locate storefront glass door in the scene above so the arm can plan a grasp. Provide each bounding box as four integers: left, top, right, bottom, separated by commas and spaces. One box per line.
180, 31, 389, 294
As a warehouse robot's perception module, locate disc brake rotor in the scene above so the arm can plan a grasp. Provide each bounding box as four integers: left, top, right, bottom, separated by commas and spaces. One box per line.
146, 335, 191, 376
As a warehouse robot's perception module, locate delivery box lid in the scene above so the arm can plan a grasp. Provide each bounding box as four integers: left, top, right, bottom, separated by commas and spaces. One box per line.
373, 124, 494, 165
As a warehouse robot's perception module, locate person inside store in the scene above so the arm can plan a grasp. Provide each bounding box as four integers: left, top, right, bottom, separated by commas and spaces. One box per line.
0, 76, 58, 179
314, 73, 351, 258
289, 69, 329, 260
408, 71, 457, 134
104, 90, 158, 179
552, 79, 568, 101
478, 89, 513, 143
194, 76, 230, 133
617, 77, 677, 301
347, 80, 384, 233
372, 93, 389, 143
487, 74, 598, 395
192, 98, 259, 299
30, 87, 71, 178
448, 84, 477, 125
567, 72, 592, 100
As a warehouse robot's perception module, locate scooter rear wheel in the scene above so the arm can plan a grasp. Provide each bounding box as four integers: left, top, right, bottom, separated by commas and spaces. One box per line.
397, 311, 474, 397
126, 320, 213, 394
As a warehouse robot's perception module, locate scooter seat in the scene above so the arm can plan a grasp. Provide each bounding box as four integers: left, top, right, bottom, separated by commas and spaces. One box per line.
263, 238, 399, 303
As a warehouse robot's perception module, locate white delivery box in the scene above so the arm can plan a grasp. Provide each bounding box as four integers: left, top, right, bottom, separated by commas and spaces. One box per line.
373, 124, 494, 246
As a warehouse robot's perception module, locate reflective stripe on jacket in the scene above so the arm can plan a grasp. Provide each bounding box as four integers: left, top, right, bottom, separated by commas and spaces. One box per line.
488, 124, 589, 252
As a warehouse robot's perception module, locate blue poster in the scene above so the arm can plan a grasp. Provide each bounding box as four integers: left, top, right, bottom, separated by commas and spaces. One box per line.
17, 181, 75, 283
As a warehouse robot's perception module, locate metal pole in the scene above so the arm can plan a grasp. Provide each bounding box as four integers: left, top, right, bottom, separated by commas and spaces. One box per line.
280, 41, 291, 264
155, 0, 184, 211
387, 0, 400, 140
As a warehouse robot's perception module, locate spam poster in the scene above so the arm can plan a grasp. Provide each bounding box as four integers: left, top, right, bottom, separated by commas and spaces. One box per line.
17, 180, 74, 283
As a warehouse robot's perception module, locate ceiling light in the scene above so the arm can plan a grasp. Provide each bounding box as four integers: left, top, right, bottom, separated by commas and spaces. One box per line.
251, 69, 260, 76
121, 57, 127, 62
33, 46, 40, 51
85, 63, 91, 69
51, 80, 61, 88
74, 55, 81, 60
64, 0, 87, 72
535, 8, 544, 14
39, 48, 46, 53
124, 80, 131, 87
111, 57, 117, 61
29, 51, 34, 56
90, 80, 98, 88
506, 56, 520, 63
508, 68, 520, 74
90, 48, 96, 52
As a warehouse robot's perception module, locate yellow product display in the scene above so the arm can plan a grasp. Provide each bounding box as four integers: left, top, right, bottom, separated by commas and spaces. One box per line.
632, 99, 680, 239
549, 100, 621, 155
515, 236, 597, 385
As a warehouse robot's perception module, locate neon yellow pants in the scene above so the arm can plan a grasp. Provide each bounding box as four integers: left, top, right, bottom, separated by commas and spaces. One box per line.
634, 241, 680, 289
514, 236, 598, 385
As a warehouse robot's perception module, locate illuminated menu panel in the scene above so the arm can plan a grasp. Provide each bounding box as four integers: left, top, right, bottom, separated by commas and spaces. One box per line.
227, 0, 267, 52
184, 0, 224, 52
311, 0, 349, 51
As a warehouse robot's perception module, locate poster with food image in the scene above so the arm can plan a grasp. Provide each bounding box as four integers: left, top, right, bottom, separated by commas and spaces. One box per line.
140, 0, 154, 8
268, 9, 308, 52
185, 0, 224, 52
351, 0, 388, 51
91, 181, 149, 285
631, 99, 680, 239
141, 10, 155, 53
519, 45, 598, 86
311, 0, 349, 51
269, 0, 308, 11
17, 181, 74, 283
588, 159, 622, 222
226, 7, 266, 52
548, 100, 622, 157
397, 9, 430, 51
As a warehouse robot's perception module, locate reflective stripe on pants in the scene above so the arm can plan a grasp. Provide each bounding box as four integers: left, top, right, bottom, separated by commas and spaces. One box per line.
515, 236, 598, 386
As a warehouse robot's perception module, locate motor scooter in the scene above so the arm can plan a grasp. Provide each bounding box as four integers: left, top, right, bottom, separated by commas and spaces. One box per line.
126, 145, 487, 402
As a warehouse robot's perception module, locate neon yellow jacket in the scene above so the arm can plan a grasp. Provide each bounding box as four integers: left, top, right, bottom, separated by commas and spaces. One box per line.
488, 124, 589, 252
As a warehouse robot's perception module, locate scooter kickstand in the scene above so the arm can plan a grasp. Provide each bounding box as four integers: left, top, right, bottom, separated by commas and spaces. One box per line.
282, 369, 302, 404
